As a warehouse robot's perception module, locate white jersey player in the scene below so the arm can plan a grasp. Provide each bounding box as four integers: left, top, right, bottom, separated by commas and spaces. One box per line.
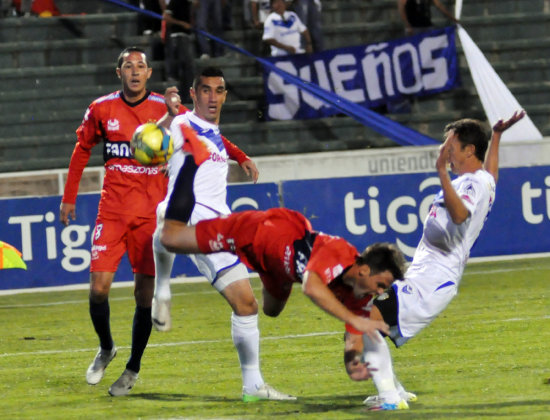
343, 112, 525, 411
152, 67, 295, 402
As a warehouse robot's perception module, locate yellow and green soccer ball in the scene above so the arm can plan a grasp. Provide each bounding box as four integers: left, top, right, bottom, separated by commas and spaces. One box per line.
131, 123, 174, 166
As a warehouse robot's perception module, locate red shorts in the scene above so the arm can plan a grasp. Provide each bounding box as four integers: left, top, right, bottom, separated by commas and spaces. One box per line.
90, 211, 156, 276
195, 208, 312, 302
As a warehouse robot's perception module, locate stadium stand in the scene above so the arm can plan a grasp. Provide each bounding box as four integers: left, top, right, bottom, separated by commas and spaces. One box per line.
0, 0, 549, 192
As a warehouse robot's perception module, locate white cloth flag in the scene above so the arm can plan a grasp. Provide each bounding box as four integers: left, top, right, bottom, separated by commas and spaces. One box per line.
454, 1, 543, 142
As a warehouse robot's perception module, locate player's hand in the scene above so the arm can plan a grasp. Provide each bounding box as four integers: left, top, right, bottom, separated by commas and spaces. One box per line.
351, 317, 389, 340
435, 137, 451, 173
240, 160, 259, 183
164, 86, 181, 116
345, 355, 376, 381
493, 110, 525, 133
59, 202, 76, 226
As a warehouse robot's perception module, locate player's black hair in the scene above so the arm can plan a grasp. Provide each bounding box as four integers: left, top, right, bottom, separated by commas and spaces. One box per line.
444, 118, 491, 162
192, 67, 226, 90
117, 46, 150, 68
356, 243, 406, 280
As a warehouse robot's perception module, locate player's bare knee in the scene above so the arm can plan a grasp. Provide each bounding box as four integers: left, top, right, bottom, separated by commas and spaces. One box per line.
89, 273, 113, 300
233, 296, 258, 316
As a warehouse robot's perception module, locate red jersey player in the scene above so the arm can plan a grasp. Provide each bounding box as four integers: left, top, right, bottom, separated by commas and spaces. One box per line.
59, 47, 168, 397
157, 148, 406, 350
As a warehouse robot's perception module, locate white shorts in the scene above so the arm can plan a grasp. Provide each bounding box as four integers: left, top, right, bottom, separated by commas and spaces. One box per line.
156, 200, 249, 292
395, 263, 458, 339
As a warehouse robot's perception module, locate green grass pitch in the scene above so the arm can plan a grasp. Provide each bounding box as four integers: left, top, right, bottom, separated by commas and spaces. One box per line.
0, 257, 549, 419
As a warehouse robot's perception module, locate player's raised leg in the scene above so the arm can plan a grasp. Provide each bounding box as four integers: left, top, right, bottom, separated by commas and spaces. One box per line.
152, 202, 176, 332
160, 155, 203, 254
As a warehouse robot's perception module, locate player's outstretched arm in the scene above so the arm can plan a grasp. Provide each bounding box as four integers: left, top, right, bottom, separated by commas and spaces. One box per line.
344, 332, 374, 381
302, 271, 389, 339
484, 110, 525, 183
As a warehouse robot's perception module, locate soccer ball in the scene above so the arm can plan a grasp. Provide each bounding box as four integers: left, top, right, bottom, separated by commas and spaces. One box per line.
131, 123, 174, 166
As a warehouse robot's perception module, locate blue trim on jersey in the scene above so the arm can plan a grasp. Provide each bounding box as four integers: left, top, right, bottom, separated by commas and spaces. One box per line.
211, 260, 242, 285
435, 281, 455, 291
148, 94, 166, 104
272, 15, 297, 29
96, 91, 120, 104
188, 120, 225, 152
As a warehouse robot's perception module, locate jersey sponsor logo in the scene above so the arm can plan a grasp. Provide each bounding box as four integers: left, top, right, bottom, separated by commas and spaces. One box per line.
107, 118, 120, 131
209, 152, 228, 163
402, 284, 413, 294
104, 140, 132, 160
209, 233, 226, 252
106, 164, 162, 175
292, 231, 317, 279
91, 244, 107, 261
283, 245, 292, 275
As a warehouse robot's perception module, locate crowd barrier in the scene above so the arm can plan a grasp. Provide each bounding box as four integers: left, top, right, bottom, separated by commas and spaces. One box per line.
2, 166, 549, 290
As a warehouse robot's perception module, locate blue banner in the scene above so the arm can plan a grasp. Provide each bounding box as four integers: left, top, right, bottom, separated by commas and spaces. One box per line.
3, 166, 549, 290
263, 27, 459, 120
281, 166, 550, 260
0, 183, 279, 290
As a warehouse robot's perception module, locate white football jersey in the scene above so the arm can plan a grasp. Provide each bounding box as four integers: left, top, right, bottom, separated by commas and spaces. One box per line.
262, 11, 307, 56
164, 110, 230, 215
393, 169, 496, 339
411, 169, 496, 282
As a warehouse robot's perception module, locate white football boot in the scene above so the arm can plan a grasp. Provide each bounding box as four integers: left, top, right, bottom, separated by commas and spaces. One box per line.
242, 383, 297, 402
109, 369, 139, 396
152, 297, 172, 332
86, 346, 117, 385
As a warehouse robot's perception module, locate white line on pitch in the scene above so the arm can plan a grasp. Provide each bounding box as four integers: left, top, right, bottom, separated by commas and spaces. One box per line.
0, 331, 341, 358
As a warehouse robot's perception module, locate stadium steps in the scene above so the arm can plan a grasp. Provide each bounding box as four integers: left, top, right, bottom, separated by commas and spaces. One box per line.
0, 12, 138, 42
0, 36, 151, 69
1, 1, 550, 175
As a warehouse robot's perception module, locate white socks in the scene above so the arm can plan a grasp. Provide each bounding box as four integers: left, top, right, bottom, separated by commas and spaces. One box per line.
362, 331, 401, 404
153, 228, 175, 301
231, 313, 264, 393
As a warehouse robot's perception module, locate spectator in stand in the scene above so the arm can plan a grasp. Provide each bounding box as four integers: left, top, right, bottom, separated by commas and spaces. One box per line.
397, 0, 459, 36
162, 0, 195, 103
128, 0, 166, 34
263, 0, 312, 57
289, 0, 323, 52
193, 0, 224, 59
249, 0, 270, 29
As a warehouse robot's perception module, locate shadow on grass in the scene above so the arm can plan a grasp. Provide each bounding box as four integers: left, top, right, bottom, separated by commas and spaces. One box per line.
131, 392, 381, 416
131, 392, 550, 417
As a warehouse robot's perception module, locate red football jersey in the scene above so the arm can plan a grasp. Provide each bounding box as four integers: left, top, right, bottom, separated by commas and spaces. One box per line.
196, 208, 371, 329
63, 91, 187, 218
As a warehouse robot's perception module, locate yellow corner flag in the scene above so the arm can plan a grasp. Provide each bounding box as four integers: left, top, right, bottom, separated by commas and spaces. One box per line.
0, 241, 27, 270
